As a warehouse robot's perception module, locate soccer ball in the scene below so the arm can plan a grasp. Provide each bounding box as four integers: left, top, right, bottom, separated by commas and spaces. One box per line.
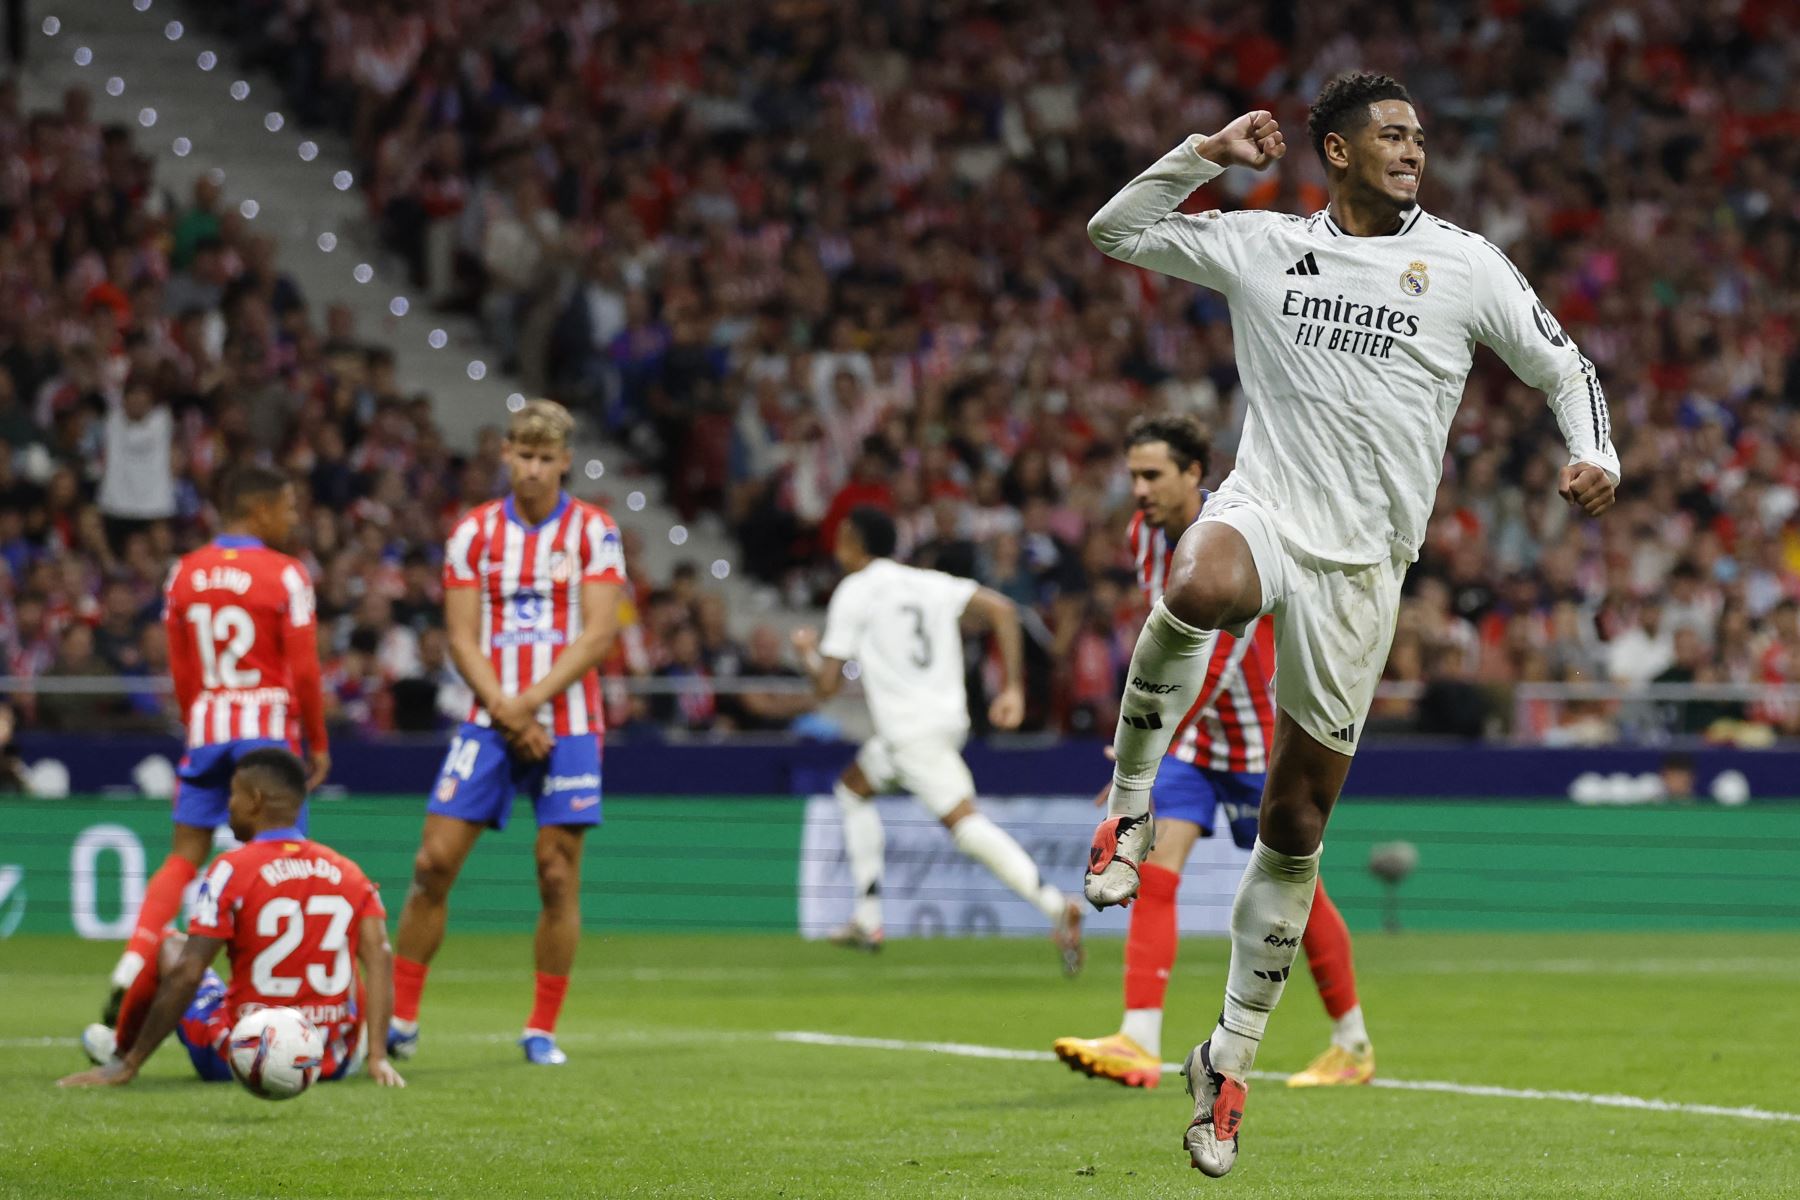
227, 1007, 325, 1101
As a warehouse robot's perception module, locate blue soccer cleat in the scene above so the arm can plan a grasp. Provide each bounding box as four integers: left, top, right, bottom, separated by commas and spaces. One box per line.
387, 1019, 419, 1061
519, 1031, 567, 1065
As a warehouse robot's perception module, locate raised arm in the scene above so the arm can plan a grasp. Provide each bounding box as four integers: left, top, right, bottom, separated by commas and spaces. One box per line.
1469, 243, 1620, 516
1087, 111, 1286, 288
962, 586, 1025, 730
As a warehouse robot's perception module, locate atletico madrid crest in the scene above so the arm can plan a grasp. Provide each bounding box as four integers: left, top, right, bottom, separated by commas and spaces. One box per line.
549, 551, 573, 583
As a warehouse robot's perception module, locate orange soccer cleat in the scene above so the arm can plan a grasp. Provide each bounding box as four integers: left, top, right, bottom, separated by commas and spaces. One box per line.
1285, 1042, 1376, 1087
1052, 1032, 1162, 1089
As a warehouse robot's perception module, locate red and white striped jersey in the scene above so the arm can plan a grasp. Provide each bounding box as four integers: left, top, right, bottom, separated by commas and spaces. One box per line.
163, 536, 327, 752
442, 492, 626, 737
1128, 508, 1276, 774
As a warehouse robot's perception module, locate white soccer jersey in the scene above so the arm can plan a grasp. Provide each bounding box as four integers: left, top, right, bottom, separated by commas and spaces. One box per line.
820, 558, 980, 743
1089, 137, 1620, 566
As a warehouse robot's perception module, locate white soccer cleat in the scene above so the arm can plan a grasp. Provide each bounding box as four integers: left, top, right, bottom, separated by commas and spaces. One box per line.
1083, 813, 1154, 909
81, 1023, 118, 1066
1181, 1041, 1247, 1178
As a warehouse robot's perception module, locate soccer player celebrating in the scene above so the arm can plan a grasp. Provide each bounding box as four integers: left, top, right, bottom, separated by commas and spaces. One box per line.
1053, 415, 1372, 1089
792, 507, 1085, 972
387, 400, 624, 1066
100, 465, 329, 1025
1083, 74, 1617, 1175
62, 749, 403, 1089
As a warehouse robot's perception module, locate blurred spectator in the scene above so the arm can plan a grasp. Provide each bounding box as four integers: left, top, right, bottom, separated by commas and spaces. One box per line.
96, 378, 176, 548
715, 625, 813, 733
651, 623, 716, 733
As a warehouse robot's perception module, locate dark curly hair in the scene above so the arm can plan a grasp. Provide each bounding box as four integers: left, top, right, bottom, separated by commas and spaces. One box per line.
1125, 413, 1209, 476
1307, 71, 1414, 163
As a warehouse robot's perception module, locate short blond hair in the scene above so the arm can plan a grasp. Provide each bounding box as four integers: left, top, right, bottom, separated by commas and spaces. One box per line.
507, 398, 575, 447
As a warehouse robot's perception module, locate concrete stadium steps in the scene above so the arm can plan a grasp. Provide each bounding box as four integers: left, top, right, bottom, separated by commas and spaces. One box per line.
18, 0, 765, 600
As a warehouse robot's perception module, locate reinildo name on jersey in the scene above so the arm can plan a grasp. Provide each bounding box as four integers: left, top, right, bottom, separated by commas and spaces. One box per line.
1282, 289, 1422, 361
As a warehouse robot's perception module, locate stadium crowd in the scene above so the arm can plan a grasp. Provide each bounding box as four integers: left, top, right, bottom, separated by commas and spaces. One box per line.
0, 79, 801, 748
4, 0, 1799, 748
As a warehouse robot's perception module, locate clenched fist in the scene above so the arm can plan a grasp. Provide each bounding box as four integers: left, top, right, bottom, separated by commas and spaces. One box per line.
1558, 463, 1616, 517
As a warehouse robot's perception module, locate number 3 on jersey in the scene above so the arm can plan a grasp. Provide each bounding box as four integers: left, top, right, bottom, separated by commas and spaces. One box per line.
185, 603, 261, 689
902, 604, 932, 668
251, 894, 354, 997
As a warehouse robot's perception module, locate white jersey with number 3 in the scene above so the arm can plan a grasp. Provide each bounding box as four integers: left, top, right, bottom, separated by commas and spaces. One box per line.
1089, 137, 1620, 566
821, 558, 979, 743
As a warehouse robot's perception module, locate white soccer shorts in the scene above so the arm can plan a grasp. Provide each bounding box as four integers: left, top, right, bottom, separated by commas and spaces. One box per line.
1198, 483, 1405, 756
855, 734, 977, 817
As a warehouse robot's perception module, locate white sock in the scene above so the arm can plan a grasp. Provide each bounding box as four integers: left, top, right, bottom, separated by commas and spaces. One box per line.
1210, 839, 1321, 1079
109, 951, 145, 991
950, 812, 1066, 920
391, 1017, 418, 1034
1111, 601, 1217, 817
1331, 1004, 1370, 1054
1121, 1008, 1163, 1060
837, 782, 886, 932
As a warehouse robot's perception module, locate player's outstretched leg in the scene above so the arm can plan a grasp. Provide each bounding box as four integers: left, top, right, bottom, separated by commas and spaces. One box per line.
521, 824, 585, 1065
1287, 877, 1375, 1087
941, 801, 1084, 976
828, 774, 886, 952
390, 814, 484, 1060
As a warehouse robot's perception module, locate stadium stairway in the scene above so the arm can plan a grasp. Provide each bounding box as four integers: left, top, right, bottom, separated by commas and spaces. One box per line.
18, 0, 757, 596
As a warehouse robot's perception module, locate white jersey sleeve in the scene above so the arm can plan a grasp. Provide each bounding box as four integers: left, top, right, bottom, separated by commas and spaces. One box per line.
1469, 243, 1620, 481
1087, 136, 1264, 292
818, 571, 868, 663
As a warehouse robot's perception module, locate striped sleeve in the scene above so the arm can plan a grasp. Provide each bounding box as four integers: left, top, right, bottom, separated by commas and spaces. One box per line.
580, 507, 626, 583
443, 509, 485, 589
1467, 240, 1619, 482
279, 562, 315, 629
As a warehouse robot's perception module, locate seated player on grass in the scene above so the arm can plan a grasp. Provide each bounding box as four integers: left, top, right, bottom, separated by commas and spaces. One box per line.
59, 749, 404, 1089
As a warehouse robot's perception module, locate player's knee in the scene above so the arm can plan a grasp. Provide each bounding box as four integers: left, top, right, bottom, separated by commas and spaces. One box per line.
534, 847, 579, 905
409, 846, 457, 901
1164, 558, 1251, 631
1258, 794, 1328, 856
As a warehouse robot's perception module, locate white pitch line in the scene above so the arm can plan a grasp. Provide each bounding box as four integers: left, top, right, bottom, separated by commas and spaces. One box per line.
773, 1030, 1800, 1125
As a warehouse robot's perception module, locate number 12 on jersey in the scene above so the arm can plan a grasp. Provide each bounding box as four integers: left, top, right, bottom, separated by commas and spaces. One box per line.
185, 603, 262, 689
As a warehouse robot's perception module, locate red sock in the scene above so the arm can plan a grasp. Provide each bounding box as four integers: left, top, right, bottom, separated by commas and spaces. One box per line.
527, 972, 570, 1034
124, 855, 198, 964
1301, 877, 1360, 1019
393, 956, 429, 1023
113, 934, 168, 1053
1123, 864, 1181, 1011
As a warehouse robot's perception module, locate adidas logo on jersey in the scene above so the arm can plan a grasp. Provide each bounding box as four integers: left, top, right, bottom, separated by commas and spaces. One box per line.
1329, 723, 1357, 744
1284, 251, 1321, 276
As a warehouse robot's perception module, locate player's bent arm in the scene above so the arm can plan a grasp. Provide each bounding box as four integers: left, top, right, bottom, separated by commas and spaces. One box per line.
791, 629, 846, 700
356, 914, 405, 1087
1467, 242, 1621, 496
59, 935, 226, 1086
963, 587, 1024, 695
444, 586, 514, 720
1087, 138, 1235, 287
512, 579, 623, 715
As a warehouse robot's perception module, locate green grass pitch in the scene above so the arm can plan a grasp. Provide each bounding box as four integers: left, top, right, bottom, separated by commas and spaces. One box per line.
4, 930, 1798, 1199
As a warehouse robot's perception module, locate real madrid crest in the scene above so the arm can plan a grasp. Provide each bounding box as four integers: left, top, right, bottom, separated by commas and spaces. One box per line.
1399, 261, 1429, 297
